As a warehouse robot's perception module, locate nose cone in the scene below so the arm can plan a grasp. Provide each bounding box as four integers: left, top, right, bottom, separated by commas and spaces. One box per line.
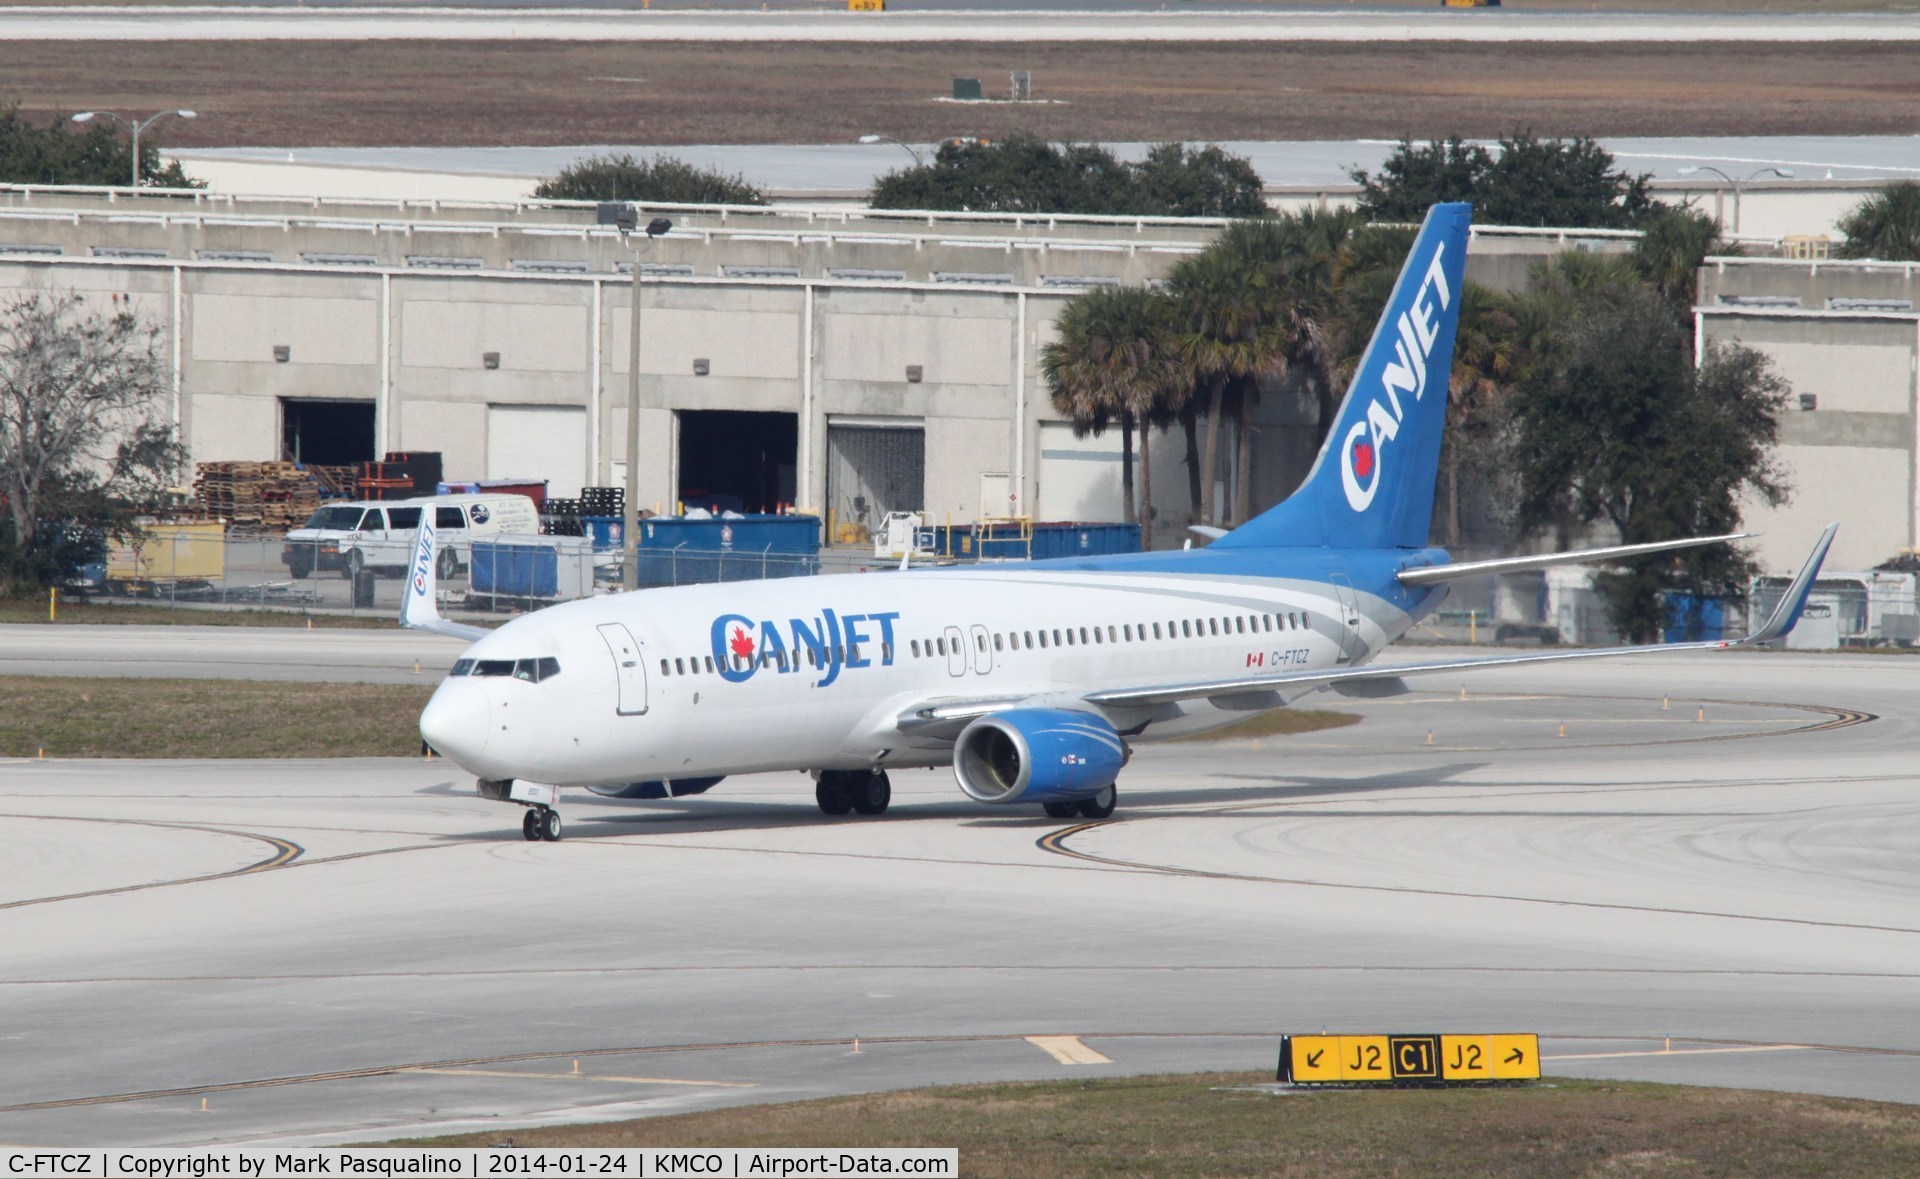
420, 682, 489, 769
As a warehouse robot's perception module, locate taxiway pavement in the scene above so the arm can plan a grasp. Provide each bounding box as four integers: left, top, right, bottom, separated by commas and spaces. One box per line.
0, 644, 1915, 1145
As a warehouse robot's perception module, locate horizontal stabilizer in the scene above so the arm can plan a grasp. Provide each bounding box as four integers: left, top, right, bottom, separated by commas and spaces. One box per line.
1398, 532, 1752, 586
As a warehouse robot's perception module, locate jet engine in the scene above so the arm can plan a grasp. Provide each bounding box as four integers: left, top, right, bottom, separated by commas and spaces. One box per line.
953, 709, 1126, 805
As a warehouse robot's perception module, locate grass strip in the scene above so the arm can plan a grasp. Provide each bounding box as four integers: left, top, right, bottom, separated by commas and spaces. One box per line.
0, 676, 434, 758
1, 598, 401, 628
398, 1072, 1920, 1178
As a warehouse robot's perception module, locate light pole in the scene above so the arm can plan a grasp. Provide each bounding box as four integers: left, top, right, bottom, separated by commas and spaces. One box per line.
1678, 164, 1794, 236
857, 134, 925, 167
598, 203, 674, 592
71, 109, 196, 190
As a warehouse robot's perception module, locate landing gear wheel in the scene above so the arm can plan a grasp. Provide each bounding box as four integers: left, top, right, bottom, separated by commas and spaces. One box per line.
850, 771, 891, 816
539, 808, 563, 842
521, 810, 541, 841
437, 546, 459, 580
1042, 801, 1079, 819
815, 774, 854, 816
1077, 784, 1117, 820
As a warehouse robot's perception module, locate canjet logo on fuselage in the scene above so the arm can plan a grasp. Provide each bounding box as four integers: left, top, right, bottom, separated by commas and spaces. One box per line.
709, 609, 902, 687
1340, 241, 1453, 513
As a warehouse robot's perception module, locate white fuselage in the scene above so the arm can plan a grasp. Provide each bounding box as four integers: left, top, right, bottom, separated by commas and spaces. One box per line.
418, 563, 1396, 790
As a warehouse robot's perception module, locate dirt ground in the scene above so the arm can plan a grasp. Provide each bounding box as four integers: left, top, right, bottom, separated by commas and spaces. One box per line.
9, 39, 1920, 147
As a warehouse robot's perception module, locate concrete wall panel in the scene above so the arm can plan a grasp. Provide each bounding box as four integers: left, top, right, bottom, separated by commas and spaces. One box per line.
396, 397, 486, 481
925, 416, 1009, 525
191, 293, 376, 366
1706, 317, 1914, 415
188, 392, 277, 463
822, 313, 1012, 387
1743, 444, 1911, 571
400, 300, 587, 373
611, 307, 800, 380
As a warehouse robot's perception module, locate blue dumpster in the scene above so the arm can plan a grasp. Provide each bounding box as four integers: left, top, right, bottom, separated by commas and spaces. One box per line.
583, 514, 822, 586
471, 539, 559, 598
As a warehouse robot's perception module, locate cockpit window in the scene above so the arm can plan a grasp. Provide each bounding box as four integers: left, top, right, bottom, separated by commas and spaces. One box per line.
512, 657, 561, 682
450, 659, 475, 676
474, 660, 516, 677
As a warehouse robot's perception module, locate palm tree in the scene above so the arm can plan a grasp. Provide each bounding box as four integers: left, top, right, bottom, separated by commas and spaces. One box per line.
1837, 181, 1920, 261
1040, 285, 1178, 548
1169, 208, 1359, 527
1632, 204, 1737, 311
1440, 283, 1521, 545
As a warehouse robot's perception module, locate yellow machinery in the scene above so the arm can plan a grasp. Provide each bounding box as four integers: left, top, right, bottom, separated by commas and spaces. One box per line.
107, 521, 225, 594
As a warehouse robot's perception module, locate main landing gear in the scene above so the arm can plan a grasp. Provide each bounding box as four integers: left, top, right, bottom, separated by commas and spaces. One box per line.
815, 769, 891, 817
521, 805, 562, 842
1042, 783, 1118, 821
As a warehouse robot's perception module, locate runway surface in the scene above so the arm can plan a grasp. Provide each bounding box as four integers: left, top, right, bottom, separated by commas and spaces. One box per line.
1, 641, 1916, 1145
0, 623, 464, 683
4, 7, 1919, 43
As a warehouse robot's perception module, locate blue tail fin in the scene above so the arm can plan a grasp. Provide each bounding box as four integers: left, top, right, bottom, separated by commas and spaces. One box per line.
1214, 202, 1471, 550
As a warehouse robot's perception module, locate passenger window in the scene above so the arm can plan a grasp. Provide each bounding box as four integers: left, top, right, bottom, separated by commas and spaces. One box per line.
1123, 625, 1133, 642
911, 640, 920, 658
1235, 617, 1245, 634
436, 506, 466, 529
1180, 620, 1191, 638
1052, 629, 1063, 646
675, 658, 685, 675
1152, 623, 1162, 640
976, 635, 986, 652
388, 507, 421, 529
1302, 612, 1312, 627
1078, 627, 1088, 644
660, 659, 670, 675
705, 656, 714, 674
1039, 631, 1049, 649
1108, 626, 1117, 642
993, 634, 1003, 651
1024, 631, 1034, 648
1208, 619, 1219, 636
450, 659, 474, 676
936, 637, 946, 656
1092, 628, 1102, 645
357, 509, 386, 531
883, 643, 892, 662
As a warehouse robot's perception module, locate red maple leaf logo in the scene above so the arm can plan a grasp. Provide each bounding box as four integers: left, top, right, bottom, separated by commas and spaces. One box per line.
728, 625, 756, 661
1352, 440, 1375, 479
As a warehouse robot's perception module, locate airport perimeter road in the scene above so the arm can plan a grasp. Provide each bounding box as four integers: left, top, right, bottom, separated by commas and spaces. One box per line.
0, 649, 1916, 1145
0, 623, 464, 683
3, 8, 1919, 42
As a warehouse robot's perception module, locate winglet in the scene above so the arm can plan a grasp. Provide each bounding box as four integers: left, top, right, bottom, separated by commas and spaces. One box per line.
400, 521, 488, 642
1739, 522, 1838, 646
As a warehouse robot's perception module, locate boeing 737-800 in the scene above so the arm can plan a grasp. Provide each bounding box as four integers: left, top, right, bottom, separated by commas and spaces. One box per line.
405, 203, 1835, 842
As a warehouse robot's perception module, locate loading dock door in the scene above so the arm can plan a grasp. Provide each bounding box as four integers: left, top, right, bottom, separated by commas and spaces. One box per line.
1037, 422, 1124, 522
488, 405, 588, 498
826, 418, 924, 540
282, 398, 375, 465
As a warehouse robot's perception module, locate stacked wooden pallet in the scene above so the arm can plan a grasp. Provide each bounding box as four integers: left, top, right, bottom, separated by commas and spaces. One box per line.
192, 461, 329, 531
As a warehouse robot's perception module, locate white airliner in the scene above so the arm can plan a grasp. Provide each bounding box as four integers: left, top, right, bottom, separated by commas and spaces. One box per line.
405, 203, 1835, 842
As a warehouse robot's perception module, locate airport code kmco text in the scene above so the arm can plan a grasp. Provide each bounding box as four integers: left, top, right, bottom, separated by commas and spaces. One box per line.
2, 1151, 957, 1179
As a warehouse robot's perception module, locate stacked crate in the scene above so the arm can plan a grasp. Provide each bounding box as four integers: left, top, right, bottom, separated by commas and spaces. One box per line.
579, 486, 625, 517
541, 497, 584, 537
192, 461, 327, 530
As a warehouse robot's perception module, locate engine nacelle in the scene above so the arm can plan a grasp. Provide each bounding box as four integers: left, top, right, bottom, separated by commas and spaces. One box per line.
587, 776, 724, 800
953, 709, 1126, 805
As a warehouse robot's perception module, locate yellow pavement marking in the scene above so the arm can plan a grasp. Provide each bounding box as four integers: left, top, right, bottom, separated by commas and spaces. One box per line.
1026, 1035, 1113, 1065
413, 1068, 755, 1087
1546, 1044, 1810, 1062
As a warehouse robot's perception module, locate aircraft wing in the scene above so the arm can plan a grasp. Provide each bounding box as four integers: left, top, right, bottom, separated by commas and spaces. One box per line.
399, 520, 490, 642
1087, 522, 1837, 711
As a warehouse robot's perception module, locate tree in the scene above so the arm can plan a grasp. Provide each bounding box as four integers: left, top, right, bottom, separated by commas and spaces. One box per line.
1129, 142, 1269, 219
872, 134, 1136, 215
1836, 181, 1920, 261
1632, 204, 1737, 311
1349, 136, 1491, 223
0, 290, 183, 595
1508, 281, 1790, 641
870, 135, 1266, 218
1474, 131, 1656, 229
535, 153, 768, 205
1040, 285, 1178, 547
0, 106, 202, 188
1350, 131, 1656, 229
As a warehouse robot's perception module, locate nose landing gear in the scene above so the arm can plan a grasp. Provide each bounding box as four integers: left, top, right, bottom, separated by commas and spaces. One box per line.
521, 805, 562, 842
